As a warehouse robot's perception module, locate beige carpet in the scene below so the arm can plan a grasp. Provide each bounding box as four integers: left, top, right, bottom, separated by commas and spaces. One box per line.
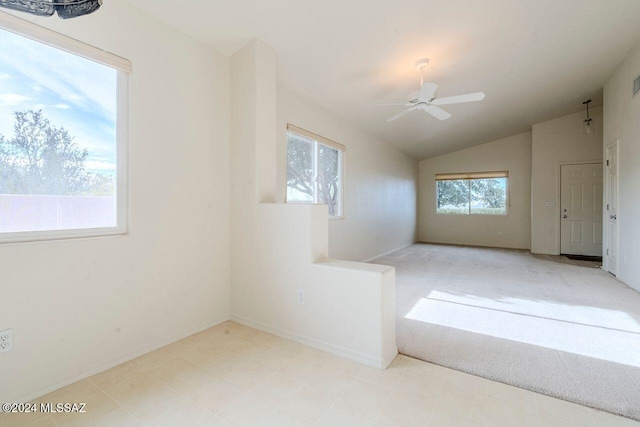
374, 244, 640, 421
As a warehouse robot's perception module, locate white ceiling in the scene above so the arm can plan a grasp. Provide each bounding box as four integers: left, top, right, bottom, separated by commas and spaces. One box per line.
127, 0, 640, 160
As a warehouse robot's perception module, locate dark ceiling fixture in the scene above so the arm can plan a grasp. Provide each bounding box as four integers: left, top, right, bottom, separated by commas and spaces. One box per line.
0, 0, 101, 19
582, 99, 593, 134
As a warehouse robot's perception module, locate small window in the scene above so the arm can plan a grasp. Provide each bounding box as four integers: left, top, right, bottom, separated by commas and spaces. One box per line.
286, 124, 345, 218
0, 14, 130, 243
436, 171, 508, 215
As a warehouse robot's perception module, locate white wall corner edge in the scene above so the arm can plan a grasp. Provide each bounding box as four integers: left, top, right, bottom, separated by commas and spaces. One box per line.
3, 316, 231, 405
231, 314, 397, 369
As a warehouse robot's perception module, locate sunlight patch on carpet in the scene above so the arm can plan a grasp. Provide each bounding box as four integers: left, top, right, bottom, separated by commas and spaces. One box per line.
405, 297, 640, 368
425, 289, 640, 333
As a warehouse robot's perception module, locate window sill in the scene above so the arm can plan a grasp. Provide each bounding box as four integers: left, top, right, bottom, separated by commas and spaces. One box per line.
0, 227, 127, 245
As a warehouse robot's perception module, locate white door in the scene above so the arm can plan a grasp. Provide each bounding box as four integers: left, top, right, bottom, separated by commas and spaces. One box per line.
560, 163, 603, 256
605, 142, 619, 274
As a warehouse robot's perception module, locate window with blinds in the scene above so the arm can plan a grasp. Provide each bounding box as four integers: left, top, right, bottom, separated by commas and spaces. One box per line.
435, 171, 508, 215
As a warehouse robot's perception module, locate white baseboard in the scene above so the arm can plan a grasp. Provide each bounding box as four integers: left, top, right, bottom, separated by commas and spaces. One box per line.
418, 240, 530, 251
231, 314, 388, 369
362, 241, 416, 263
8, 316, 230, 404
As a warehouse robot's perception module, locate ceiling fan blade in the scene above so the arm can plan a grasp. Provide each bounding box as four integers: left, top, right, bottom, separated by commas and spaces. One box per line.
432, 92, 485, 106
418, 82, 438, 101
420, 105, 452, 120
386, 106, 418, 122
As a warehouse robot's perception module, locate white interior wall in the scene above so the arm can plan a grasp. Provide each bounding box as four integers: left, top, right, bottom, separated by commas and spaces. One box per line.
230, 40, 396, 368
417, 132, 532, 249
276, 88, 417, 261
531, 107, 603, 254
0, 1, 230, 402
603, 40, 640, 292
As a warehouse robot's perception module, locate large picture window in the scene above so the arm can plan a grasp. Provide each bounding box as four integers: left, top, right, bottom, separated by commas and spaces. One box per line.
0, 14, 130, 243
436, 171, 508, 215
286, 124, 345, 218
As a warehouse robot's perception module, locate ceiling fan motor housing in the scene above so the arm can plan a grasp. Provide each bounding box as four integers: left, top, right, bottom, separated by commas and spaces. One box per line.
408, 90, 420, 103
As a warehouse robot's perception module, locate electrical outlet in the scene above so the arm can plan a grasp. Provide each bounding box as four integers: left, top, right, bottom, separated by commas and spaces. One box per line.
298, 289, 305, 304
0, 329, 13, 353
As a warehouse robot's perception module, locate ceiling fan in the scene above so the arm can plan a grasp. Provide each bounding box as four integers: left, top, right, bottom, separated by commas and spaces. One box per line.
382, 58, 485, 122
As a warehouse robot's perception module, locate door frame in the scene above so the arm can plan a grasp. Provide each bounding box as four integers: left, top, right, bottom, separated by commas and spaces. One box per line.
603, 139, 619, 274
555, 159, 603, 255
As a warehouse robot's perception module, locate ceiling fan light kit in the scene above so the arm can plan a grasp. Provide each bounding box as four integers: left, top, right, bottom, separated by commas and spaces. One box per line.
384, 58, 486, 122
0, 0, 102, 19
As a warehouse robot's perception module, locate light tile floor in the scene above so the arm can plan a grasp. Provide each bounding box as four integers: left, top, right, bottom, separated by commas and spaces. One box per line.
2, 321, 638, 427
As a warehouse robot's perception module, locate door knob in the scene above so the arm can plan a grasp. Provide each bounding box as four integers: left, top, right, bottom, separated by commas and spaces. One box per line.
562, 208, 567, 212
610, 215, 617, 220
563, 215, 568, 219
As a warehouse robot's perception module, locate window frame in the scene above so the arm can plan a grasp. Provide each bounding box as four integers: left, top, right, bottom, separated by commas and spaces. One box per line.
286, 124, 346, 219
0, 12, 130, 244
435, 171, 509, 216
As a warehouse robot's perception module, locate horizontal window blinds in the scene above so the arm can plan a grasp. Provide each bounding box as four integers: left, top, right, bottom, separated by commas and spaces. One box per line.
287, 124, 346, 152
0, 11, 132, 73
435, 171, 509, 180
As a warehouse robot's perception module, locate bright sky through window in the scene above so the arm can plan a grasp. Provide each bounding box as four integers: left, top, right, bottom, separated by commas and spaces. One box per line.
0, 27, 116, 176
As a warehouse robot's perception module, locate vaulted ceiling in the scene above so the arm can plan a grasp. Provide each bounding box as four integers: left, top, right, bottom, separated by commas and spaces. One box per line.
127, 0, 640, 159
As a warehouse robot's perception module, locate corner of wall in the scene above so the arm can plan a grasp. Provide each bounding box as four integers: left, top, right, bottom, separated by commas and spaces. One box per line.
230, 40, 397, 368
